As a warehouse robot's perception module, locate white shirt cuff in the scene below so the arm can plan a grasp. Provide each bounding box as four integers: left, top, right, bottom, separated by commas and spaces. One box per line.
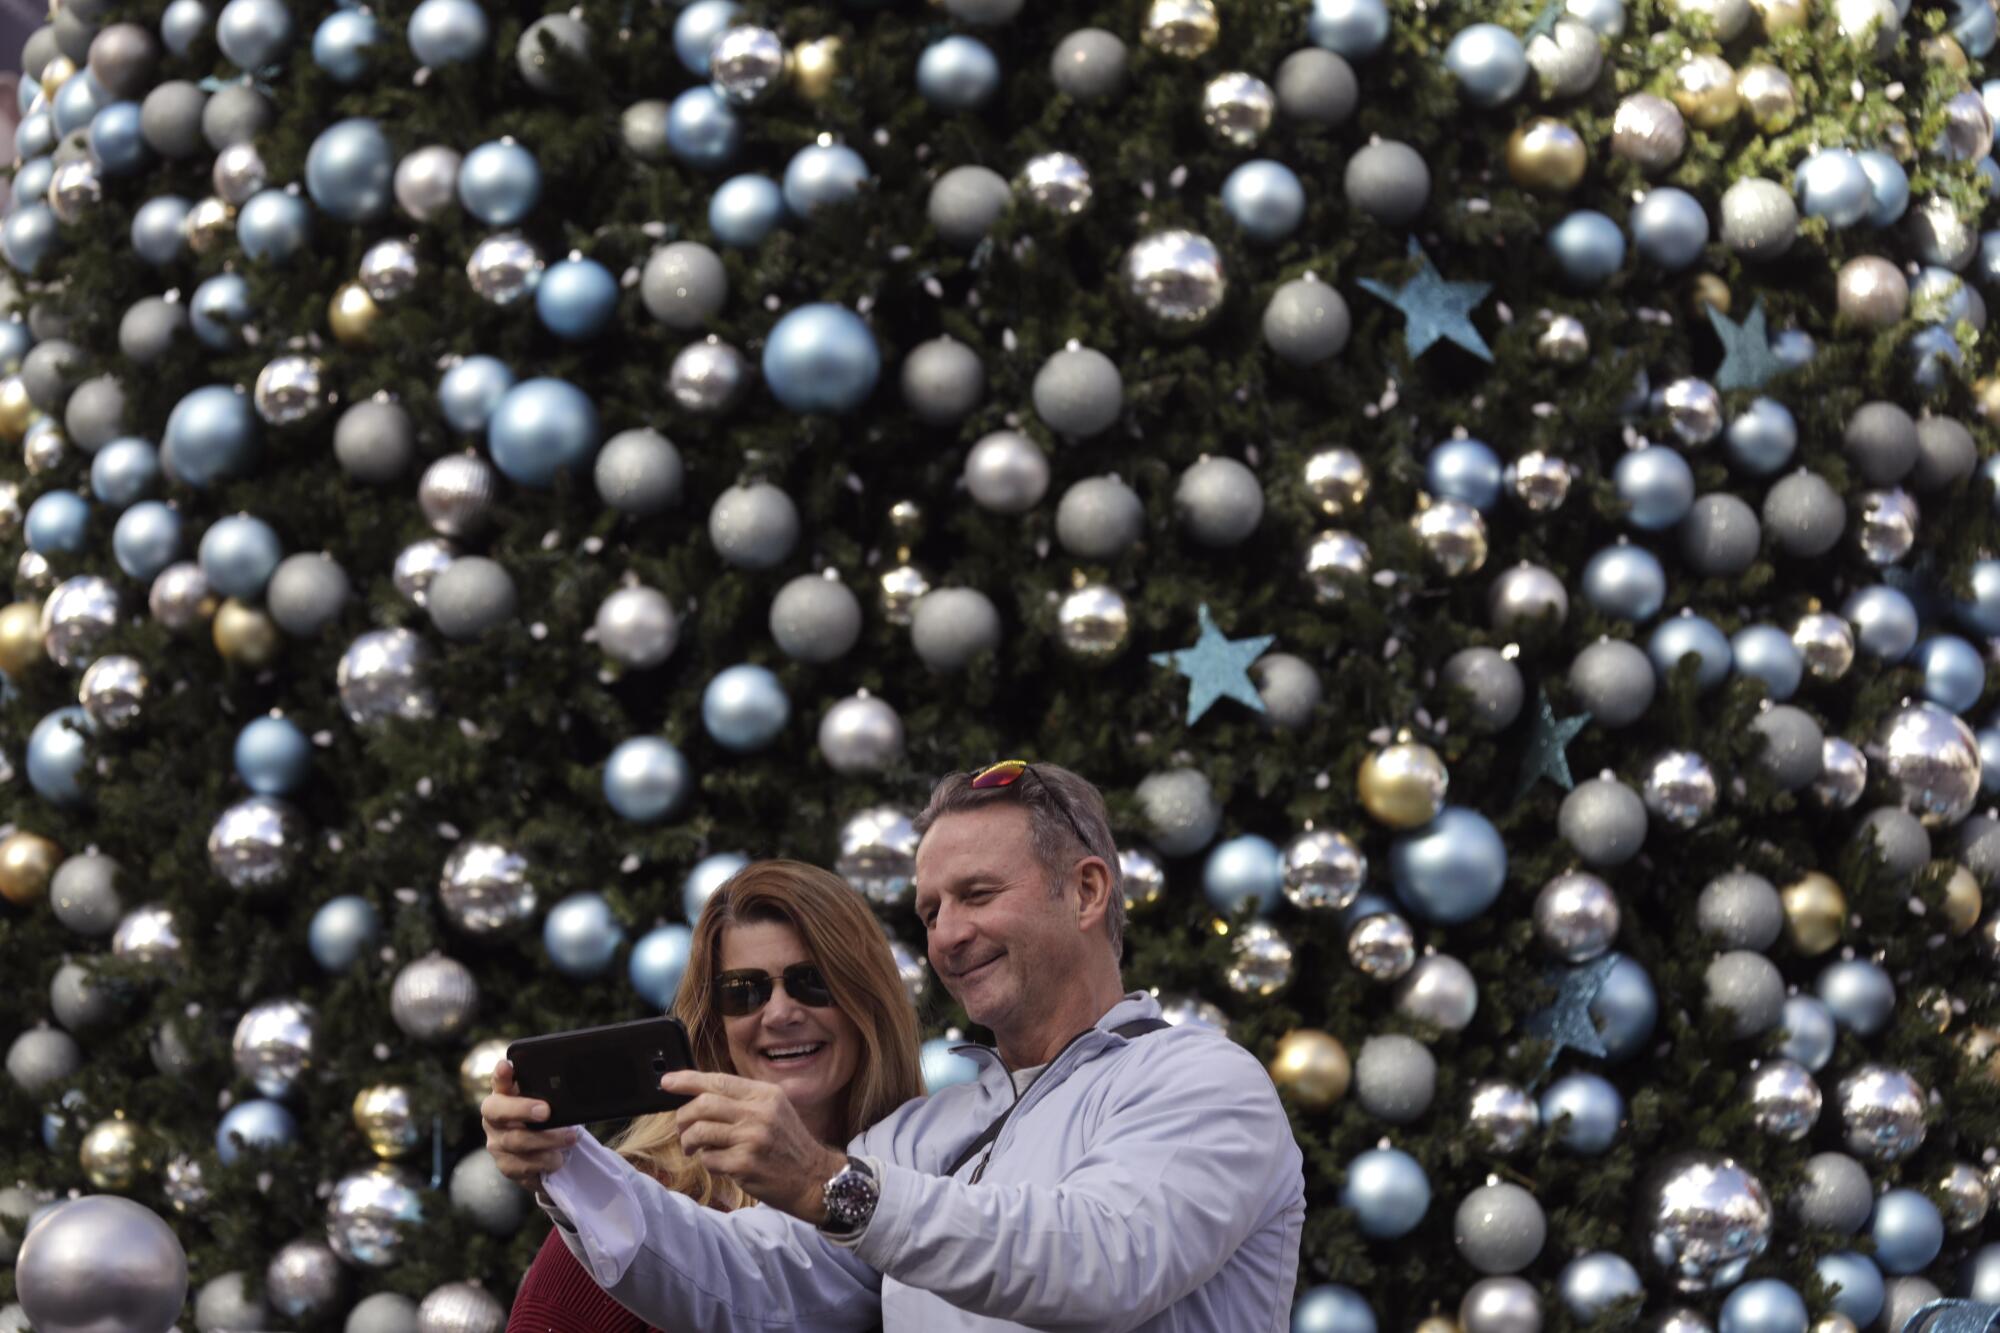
540, 1127, 647, 1286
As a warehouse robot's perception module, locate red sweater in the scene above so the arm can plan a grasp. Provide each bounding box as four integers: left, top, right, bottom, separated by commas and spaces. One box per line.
507, 1228, 661, 1333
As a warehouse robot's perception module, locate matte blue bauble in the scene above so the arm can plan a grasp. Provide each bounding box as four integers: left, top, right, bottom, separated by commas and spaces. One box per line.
1308, 0, 1389, 55
782, 142, 868, 215
312, 8, 380, 82
457, 139, 541, 226
1631, 187, 1709, 270
1338, 891, 1396, 929
534, 258, 618, 341
1540, 1073, 1622, 1154
16, 110, 53, 162
1443, 24, 1527, 107
1870, 1189, 1944, 1274
28, 707, 95, 806
1559, 1252, 1642, 1319
921, 1037, 980, 1093
3, 204, 58, 276
1582, 545, 1666, 622
709, 173, 784, 248
1720, 1280, 1808, 1333
51, 71, 106, 138
24, 490, 89, 555
1549, 210, 1625, 287
0, 319, 26, 372
1614, 445, 1695, 530
603, 736, 691, 823
1981, 230, 2000, 288
1649, 615, 1731, 691
407, 0, 489, 66
13, 158, 53, 208
487, 377, 600, 487
92, 437, 160, 508
1588, 953, 1657, 1063
216, 0, 293, 69
308, 895, 379, 972
1909, 325, 1962, 392
216, 1098, 296, 1164
1912, 266, 1982, 329
1955, 0, 1998, 54
1817, 1252, 1885, 1325
1771, 330, 1815, 368
918, 35, 1000, 109
112, 501, 183, 579
190, 273, 252, 348
1981, 728, 2000, 795
673, 0, 740, 74
1339, 1147, 1430, 1239
162, 0, 212, 55
165, 384, 260, 486
667, 86, 741, 170
763, 303, 881, 414
683, 851, 749, 922
1391, 806, 1506, 924
543, 892, 624, 979
130, 195, 191, 266
1202, 834, 1283, 917
199, 513, 283, 599
1222, 159, 1306, 243
1963, 1242, 2000, 1302
235, 715, 311, 795
1797, 150, 1871, 227
15, 76, 35, 116
630, 924, 694, 1008
1292, 1285, 1378, 1333
88, 102, 149, 176
305, 117, 393, 223
1981, 159, 2000, 200
1776, 994, 1835, 1070
701, 664, 790, 752
1729, 624, 1803, 700
1915, 635, 1985, 712
438, 356, 515, 433
1426, 438, 1503, 511
237, 189, 312, 262
1817, 958, 1896, 1035
1842, 585, 1919, 661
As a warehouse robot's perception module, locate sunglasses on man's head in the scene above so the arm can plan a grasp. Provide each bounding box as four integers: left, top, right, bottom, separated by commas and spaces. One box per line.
969, 759, 1097, 851
714, 963, 835, 1017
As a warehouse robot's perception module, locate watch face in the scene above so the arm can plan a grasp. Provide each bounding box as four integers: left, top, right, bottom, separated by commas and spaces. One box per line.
825, 1160, 879, 1229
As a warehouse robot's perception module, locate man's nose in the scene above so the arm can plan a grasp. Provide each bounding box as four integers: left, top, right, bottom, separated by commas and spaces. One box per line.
929, 901, 974, 953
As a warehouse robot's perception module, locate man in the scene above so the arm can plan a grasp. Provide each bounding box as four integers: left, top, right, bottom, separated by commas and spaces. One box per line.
484, 760, 1305, 1331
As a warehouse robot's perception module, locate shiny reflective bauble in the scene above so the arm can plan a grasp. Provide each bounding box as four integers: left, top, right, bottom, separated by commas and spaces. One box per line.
1123, 230, 1228, 334
230, 997, 315, 1097
326, 1165, 425, 1267
1636, 1152, 1773, 1292
1613, 92, 1688, 173
1468, 1080, 1539, 1154
1836, 1065, 1927, 1162
1119, 847, 1166, 913
1282, 828, 1366, 910
265, 1239, 343, 1319
1792, 612, 1855, 680
1346, 912, 1417, 981
390, 954, 479, 1042
327, 281, 380, 345
1814, 738, 1868, 810
1202, 71, 1275, 147
215, 1097, 296, 1164
1672, 53, 1739, 130
1226, 920, 1293, 995
418, 454, 498, 537
352, 1083, 420, 1159
1874, 701, 1981, 827
207, 796, 305, 890
439, 841, 536, 935
1533, 871, 1619, 960
464, 232, 543, 306
1939, 1162, 1990, 1233
458, 1039, 510, 1108
79, 1117, 153, 1190
1305, 530, 1370, 601
1142, 0, 1220, 57
669, 338, 749, 413
13, 1195, 187, 1333
1017, 152, 1092, 215
1304, 448, 1370, 516
40, 575, 118, 670
1412, 498, 1487, 576
1358, 742, 1449, 829
253, 355, 325, 425
337, 628, 435, 725
836, 806, 918, 906
1534, 313, 1590, 364
1396, 953, 1478, 1031
1267, 1029, 1349, 1108
710, 26, 786, 105
359, 238, 419, 301
1747, 1058, 1821, 1139
1055, 584, 1130, 660
1643, 750, 1718, 829
1856, 489, 1918, 565
1489, 563, 1568, 634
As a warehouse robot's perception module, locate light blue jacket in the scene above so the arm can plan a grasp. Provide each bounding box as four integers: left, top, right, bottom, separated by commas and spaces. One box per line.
539, 991, 1305, 1331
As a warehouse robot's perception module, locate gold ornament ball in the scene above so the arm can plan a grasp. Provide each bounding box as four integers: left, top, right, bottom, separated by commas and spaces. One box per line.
1672, 54, 1740, 130
1735, 65, 1799, 132
1691, 274, 1731, 316
1142, 0, 1220, 58
1303, 448, 1369, 517
1943, 864, 1982, 935
1921, 34, 1970, 70
1506, 119, 1589, 193
79, 1117, 153, 1191
792, 36, 841, 100
0, 376, 36, 442
460, 1038, 511, 1108
1917, 985, 1954, 1032
182, 196, 236, 256
1358, 741, 1450, 830
1416, 1318, 1461, 1333
1268, 1029, 1349, 1109
1813, 1316, 1859, 1333
0, 598, 46, 674
0, 830, 61, 904
1976, 376, 2000, 421
214, 599, 281, 666
353, 1083, 423, 1158
39, 54, 76, 99
1749, 0, 1809, 30
1780, 871, 1846, 955
329, 282, 382, 346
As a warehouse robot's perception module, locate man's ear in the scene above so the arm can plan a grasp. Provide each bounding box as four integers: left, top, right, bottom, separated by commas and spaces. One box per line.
1072, 856, 1113, 935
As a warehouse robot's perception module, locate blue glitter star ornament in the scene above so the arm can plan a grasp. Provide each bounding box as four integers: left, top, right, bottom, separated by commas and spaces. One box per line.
1708, 299, 1790, 391
1523, 0, 1567, 41
1526, 952, 1620, 1075
1357, 238, 1495, 362
1515, 689, 1590, 799
1150, 604, 1275, 725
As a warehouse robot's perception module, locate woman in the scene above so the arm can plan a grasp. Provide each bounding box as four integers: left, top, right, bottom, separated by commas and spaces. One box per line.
504, 859, 925, 1332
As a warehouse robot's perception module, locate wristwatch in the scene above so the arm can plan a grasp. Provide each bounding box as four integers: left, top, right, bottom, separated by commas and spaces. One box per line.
820, 1155, 880, 1237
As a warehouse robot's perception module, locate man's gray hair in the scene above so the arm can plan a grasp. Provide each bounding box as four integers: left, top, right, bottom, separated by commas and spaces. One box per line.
913, 762, 1127, 956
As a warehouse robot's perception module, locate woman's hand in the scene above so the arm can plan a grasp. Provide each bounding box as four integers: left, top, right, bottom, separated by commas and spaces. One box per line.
480, 1059, 577, 1195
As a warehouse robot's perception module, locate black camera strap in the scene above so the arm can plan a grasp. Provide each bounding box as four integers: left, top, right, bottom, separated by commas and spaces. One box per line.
945, 1018, 1171, 1181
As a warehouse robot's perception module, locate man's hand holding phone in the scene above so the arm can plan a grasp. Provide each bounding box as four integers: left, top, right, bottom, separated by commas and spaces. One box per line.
481, 1059, 578, 1195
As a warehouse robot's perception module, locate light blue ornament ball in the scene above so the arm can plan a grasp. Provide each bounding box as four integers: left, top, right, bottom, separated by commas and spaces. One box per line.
702, 664, 790, 752
1796, 150, 1871, 227
407, 0, 489, 66
162, 0, 212, 55
305, 117, 393, 223
13, 157, 53, 208
673, 0, 740, 74
1549, 210, 1626, 287
1817, 958, 1896, 1034
190, 272, 252, 348
1871, 1189, 1944, 1274
166, 384, 260, 486
216, 0, 293, 69
1981, 159, 2000, 201
763, 303, 881, 414
1222, 159, 1307, 243
28, 707, 94, 805
0, 319, 25, 372
1589, 953, 1658, 1062
216, 1099, 297, 1164
918, 35, 1000, 109
3, 203, 58, 276
1777, 994, 1836, 1070
1540, 1073, 1623, 1154
130, 194, 191, 266
1426, 438, 1502, 511
603, 736, 692, 823
1955, 0, 1999, 54
93, 437, 161, 508
51, 71, 106, 138
1308, 0, 1389, 56
1909, 325, 1963, 393
1772, 329, 1816, 368
1632, 187, 1709, 270
1913, 266, 1982, 329
1649, 615, 1731, 691
438, 356, 515, 434
25, 489, 89, 555
16, 76, 36, 116
1339, 891, 1396, 929
1203, 834, 1283, 917
198, 513, 282, 599
1914, 635, 1985, 713
667, 86, 742, 170
1981, 230, 2000, 288
709, 174, 784, 248
1614, 446, 1695, 530
1963, 1242, 2000, 1302
1729, 625, 1803, 700
1981, 728, 2000, 795
535, 258, 618, 341
487, 377, 600, 487
783, 142, 869, 216
1444, 24, 1526, 107
237, 189, 312, 262
630, 923, 694, 1008
88, 102, 149, 176
1721, 1280, 1808, 1333
1986, 453, 2000, 517
921, 1037, 980, 1093
1391, 806, 1506, 924
1817, 1252, 1885, 1325
1843, 585, 1919, 661
1582, 545, 1667, 622
112, 501, 182, 579
234, 715, 310, 795
543, 892, 624, 979
458, 138, 541, 226
1339, 1147, 1430, 1239
312, 8, 379, 82
683, 851, 749, 923
1559, 1252, 1643, 1320
16, 110, 53, 162
308, 895, 380, 972
1293, 1285, 1378, 1333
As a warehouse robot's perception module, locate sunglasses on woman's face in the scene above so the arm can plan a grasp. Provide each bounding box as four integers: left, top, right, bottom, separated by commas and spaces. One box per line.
714, 963, 835, 1017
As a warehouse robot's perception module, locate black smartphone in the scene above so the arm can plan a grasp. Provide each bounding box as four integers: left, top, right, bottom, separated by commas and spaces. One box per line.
507, 1016, 697, 1128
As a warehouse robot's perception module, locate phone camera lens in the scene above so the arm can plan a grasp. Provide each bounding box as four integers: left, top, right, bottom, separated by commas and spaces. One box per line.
651, 1055, 667, 1072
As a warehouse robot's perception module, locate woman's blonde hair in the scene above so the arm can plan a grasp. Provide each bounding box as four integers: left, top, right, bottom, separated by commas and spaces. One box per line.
607, 859, 925, 1211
